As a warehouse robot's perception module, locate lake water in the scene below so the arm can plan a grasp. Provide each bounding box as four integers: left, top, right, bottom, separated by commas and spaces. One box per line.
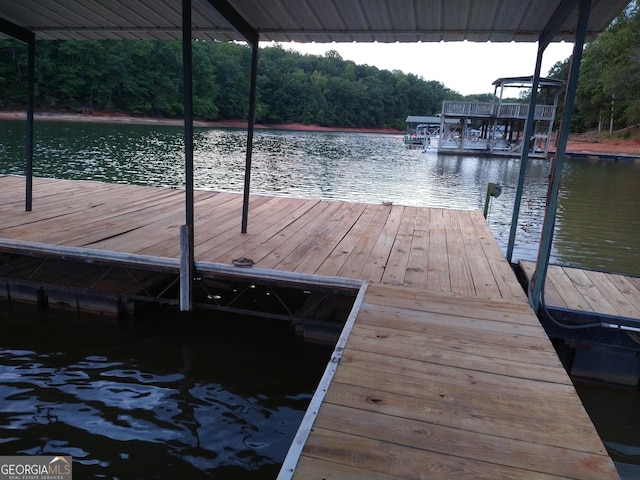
1, 119, 640, 478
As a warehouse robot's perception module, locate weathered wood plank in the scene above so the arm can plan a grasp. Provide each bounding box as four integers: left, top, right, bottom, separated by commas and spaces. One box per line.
456, 210, 500, 298
210, 198, 321, 265
313, 404, 612, 480
520, 260, 566, 308
469, 211, 527, 302
338, 347, 574, 401
380, 206, 417, 286
328, 361, 603, 431
323, 381, 606, 454
299, 427, 572, 480
292, 456, 402, 480
563, 266, 618, 315
545, 263, 593, 311
269, 200, 347, 271
403, 206, 430, 289
521, 261, 640, 322
426, 208, 451, 293
346, 326, 564, 377
605, 273, 640, 317
358, 299, 548, 339
364, 284, 542, 326
196, 196, 307, 260
311, 203, 382, 277
293, 201, 368, 274
443, 209, 476, 296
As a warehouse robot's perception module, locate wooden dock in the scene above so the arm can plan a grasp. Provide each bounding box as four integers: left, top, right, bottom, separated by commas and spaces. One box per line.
520, 261, 640, 321
0, 176, 619, 479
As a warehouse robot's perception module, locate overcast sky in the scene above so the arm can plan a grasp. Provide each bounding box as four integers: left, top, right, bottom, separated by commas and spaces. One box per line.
274, 41, 575, 96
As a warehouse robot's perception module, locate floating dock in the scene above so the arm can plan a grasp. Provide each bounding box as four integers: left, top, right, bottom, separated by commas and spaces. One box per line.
520, 261, 640, 322
0, 175, 619, 478
520, 260, 640, 385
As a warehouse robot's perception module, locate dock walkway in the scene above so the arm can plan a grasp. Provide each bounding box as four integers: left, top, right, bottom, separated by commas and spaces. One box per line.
520, 260, 640, 322
0, 176, 619, 478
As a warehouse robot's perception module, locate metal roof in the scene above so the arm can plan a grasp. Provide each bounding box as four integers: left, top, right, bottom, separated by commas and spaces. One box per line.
492, 76, 566, 88
0, 0, 631, 43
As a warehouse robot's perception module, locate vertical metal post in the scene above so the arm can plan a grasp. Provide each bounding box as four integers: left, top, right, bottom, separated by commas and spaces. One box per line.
25, 35, 35, 211
180, 0, 195, 311
506, 45, 545, 263
241, 38, 259, 233
531, 0, 591, 312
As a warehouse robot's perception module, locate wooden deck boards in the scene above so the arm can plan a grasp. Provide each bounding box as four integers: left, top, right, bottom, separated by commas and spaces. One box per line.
0, 176, 526, 301
292, 285, 617, 479
0, 176, 618, 479
520, 260, 640, 321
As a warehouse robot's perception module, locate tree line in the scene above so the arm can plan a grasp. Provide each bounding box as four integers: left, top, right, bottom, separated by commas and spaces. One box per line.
2, 1, 638, 135
548, 1, 640, 133
0, 39, 459, 130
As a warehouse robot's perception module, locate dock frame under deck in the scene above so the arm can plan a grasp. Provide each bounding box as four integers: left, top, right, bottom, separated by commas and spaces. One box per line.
0, 238, 361, 344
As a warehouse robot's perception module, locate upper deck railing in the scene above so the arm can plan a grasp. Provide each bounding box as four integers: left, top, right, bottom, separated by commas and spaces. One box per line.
442, 101, 556, 121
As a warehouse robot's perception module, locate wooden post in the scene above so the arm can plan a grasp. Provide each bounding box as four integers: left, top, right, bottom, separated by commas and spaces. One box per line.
180, 224, 194, 311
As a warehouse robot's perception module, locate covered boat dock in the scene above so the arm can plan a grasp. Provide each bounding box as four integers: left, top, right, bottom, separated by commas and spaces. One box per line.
0, 0, 632, 478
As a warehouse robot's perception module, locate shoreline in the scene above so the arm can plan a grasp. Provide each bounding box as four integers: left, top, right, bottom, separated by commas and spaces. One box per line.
2, 111, 639, 156
0, 111, 404, 135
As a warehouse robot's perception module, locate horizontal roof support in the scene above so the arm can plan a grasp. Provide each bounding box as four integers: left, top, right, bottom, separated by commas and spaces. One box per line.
539, 0, 579, 50
0, 16, 35, 44
206, 0, 258, 46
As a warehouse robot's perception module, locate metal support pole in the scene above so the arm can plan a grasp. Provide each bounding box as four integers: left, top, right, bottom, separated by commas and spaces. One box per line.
506, 45, 545, 263
531, 0, 591, 312
180, 0, 195, 311
26, 37, 35, 212
241, 38, 259, 233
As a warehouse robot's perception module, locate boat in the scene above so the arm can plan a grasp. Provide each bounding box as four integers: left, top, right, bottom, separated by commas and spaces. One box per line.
403, 116, 440, 147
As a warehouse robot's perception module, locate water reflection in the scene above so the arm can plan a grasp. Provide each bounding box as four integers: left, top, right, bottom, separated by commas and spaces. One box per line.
0, 304, 326, 478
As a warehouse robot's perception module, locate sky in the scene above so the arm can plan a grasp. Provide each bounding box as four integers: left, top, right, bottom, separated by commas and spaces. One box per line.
274, 41, 575, 96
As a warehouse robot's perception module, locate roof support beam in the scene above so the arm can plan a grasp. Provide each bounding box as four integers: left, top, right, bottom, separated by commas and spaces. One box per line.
205, 0, 258, 46
203, 0, 258, 232
507, 44, 545, 263
539, 0, 579, 50
241, 38, 259, 233
0, 17, 34, 44
25, 37, 34, 212
180, 0, 195, 311
530, 0, 591, 313
1, 17, 36, 212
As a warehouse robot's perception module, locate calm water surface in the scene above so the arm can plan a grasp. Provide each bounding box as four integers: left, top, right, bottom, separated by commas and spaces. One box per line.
0, 303, 327, 479
1, 120, 640, 477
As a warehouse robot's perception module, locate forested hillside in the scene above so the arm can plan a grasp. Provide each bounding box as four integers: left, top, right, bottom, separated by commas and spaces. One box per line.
0, 40, 458, 130
2, 1, 638, 134
548, 1, 640, 133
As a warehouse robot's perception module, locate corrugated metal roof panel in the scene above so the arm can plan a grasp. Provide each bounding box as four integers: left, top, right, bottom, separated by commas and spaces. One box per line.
0, 0, 631, 43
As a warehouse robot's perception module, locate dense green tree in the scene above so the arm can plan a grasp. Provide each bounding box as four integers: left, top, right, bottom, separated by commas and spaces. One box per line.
574, 1, 640, 131
1, 38, 460, 129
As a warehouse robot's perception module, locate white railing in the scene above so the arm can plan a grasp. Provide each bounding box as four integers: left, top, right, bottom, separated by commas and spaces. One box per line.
442, 101, 495, 116
442, 101, 555, 121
